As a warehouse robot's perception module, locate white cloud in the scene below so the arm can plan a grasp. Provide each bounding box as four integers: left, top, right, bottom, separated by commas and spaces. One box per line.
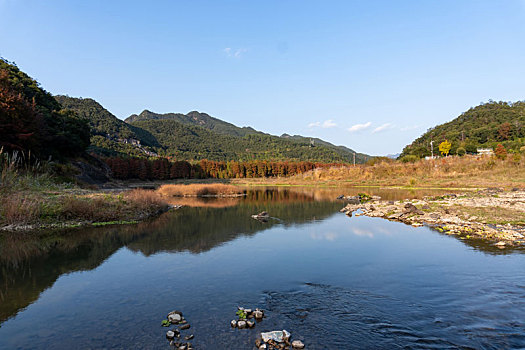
372, 123, 394, 133
308, 119, 337, 129
223, 47, 247, 58
347, 121, 371, 133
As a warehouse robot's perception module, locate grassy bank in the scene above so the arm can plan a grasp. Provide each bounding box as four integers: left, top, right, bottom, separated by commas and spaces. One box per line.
0, 162, 170, 231
233, 155, 525, 189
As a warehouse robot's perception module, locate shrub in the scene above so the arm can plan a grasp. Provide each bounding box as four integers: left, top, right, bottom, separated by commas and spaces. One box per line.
495, 144, 507, 160
400, 155, 419, 163
456, 147, 466, 156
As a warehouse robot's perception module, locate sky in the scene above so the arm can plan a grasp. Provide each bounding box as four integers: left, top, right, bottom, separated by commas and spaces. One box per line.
1, 0, 524, 155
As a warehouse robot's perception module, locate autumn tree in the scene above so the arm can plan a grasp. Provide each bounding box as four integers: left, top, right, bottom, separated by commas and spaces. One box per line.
439, 140, 452, 156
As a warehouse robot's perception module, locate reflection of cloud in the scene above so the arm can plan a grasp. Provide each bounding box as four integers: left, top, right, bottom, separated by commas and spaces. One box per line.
351, 227, 374, 238
347, 122, 371, 133
223, 47, 247, 58
308, 119, 337, 129
372, 123, 394, 133
310, 232, 338, 241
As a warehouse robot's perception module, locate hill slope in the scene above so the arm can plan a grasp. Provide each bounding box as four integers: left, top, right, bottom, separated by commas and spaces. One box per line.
401, 101, 525, 158
54, 96, 160, 157
126, 110, 259, 137
58, 97, 370, 162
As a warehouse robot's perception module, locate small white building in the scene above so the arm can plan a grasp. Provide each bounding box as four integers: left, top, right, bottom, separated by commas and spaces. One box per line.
477, 148, 494, 156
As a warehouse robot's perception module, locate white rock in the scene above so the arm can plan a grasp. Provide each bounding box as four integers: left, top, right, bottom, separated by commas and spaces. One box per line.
237, 320, 247, 329
292, 340, 305, 349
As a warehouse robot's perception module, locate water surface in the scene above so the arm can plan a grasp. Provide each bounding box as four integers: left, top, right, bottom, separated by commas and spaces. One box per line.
1, 188, 524, 349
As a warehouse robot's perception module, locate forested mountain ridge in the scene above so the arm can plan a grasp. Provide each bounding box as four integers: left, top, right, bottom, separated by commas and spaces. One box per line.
126, 110, 370, 163
125, 110, 259, 137
401, 101, 525, 158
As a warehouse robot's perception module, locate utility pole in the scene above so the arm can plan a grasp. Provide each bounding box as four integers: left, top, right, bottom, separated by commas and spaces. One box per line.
430, 140, 434, 158
353, 152, 356, 166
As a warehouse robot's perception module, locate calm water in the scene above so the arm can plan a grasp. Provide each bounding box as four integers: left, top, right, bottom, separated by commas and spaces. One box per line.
1, 188, 524, 349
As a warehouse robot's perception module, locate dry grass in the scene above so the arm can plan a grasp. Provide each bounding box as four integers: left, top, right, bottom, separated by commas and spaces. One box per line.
157, 183, 244, 197
235, 155, 525, 189
0, 194, 42, 225
123, 189, 168, 211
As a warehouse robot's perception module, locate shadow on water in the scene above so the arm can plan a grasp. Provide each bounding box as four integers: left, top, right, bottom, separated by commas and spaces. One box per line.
0, 189, 342, 323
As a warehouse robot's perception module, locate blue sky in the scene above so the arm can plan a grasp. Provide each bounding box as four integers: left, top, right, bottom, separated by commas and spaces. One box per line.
1, 0, 524, 155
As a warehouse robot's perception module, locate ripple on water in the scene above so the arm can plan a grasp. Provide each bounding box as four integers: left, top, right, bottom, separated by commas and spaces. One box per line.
257, 283, 525, 349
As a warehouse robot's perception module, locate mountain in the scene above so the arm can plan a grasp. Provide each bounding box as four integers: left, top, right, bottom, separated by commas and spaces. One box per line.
401, 101, 525, 158
125, 110, 259, 137
57, 97, 370, 163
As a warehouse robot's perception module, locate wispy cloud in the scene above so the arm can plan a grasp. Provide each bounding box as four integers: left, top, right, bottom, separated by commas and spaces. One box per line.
223, 47, 247, 58
372, 123, 394, 133
347, 121, 371, 133
308, 119, 337, 129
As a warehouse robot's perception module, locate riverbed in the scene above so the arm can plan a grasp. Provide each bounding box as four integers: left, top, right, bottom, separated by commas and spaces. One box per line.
1, 188, 524, 349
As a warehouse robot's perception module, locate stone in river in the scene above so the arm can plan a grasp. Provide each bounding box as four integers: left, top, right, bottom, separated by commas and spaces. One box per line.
168, 311, 183, 324
292, 340, 305, 349
253, 310, 264, 319
237, 320, 247, 329
180, 323, 191, 330
230, 320, 237, 327
166, 330, 176, 339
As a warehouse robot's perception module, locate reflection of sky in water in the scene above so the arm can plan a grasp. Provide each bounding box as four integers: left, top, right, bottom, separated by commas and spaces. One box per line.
1, 199, 525, 349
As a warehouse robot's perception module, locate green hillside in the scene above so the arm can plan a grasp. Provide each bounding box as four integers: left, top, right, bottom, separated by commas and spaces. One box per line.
401, 101, 525, 158
126, 110, 259, 137
130, 118, 358, 162
58, 97, 370, 163
54, 96, 160, 157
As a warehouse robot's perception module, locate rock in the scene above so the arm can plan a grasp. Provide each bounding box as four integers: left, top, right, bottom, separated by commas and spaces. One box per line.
422, 204, 430, 210
253, 310, 264, 319
168, 311, 183, 324
412, 223, 423, 227
292, 340, 305, 349
237, 320, 247, 329
178, 345, 187, 350
336, 195, 345, 199
346, 196, 361, 204
371, 195, 381, 201
244, 308, 252, 314
404, 203, 423, 215
230, 320, 237, 327
259, 344, 267, 350
184, 334, 194, 340
166, 330, 176, 339
429, 213, 440, 219
246, 320, 255, 328
180, 324, 191, 330
494, 241, 506, 247
261, 330, 291, 343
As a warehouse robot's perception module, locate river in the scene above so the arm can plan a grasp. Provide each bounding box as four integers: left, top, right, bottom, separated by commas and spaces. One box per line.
0, 188, 524, 349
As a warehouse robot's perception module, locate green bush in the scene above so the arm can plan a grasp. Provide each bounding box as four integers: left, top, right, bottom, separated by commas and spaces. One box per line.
400, 155, 419, 163
456, 147, 466, 156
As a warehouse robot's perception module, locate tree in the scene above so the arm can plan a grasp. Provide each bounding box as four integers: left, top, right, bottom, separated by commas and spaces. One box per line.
498, 122, 511, 141
456, 147, 466, 156
439, 140, 452, 156
495, 144, 507, 160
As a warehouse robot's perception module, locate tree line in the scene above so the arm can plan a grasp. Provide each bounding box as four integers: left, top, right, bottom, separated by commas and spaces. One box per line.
104, 157, 343, 180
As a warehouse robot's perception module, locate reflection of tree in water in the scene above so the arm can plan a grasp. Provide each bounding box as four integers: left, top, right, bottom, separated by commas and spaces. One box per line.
0, 192, 341, 323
